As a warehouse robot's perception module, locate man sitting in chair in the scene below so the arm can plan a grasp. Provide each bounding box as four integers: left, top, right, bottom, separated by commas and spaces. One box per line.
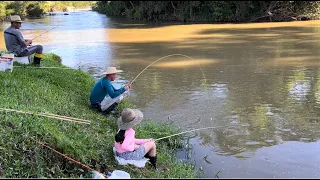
4, 15, 43, 66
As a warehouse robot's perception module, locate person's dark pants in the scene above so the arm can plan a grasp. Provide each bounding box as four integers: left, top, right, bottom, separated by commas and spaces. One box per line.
17, 45, 43, 65
92, 102, 118, 115
102, 103, 118, 115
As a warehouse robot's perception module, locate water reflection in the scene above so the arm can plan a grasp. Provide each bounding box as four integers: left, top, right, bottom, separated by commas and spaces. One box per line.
178, 138, 320, 178
153, 59, 217, 68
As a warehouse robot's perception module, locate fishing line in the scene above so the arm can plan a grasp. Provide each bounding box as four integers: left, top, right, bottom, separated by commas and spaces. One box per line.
154, 126, 221, 141
130, 54, 206, 84
31, 26, 57, 41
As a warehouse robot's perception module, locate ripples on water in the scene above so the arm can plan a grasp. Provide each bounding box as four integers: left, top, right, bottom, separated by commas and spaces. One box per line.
1, 11, 320, 178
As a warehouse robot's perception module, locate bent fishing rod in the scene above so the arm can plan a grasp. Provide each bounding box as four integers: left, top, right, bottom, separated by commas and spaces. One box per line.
130, 54, 206, 85
114, 54, 206, 104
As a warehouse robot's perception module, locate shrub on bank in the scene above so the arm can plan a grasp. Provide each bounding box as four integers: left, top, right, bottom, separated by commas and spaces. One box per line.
26, 3, 45, 18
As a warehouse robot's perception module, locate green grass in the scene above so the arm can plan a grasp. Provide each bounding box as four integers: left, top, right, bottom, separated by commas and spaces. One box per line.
0, 53, 196, 178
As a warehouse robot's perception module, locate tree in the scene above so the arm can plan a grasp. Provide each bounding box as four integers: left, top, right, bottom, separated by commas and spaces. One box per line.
5, 1, 27, 18
92, 1, 320, 22
26, 3, 44, 17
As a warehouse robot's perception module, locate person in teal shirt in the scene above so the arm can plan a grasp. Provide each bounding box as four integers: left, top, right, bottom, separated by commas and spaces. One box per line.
90, 67, 131, 114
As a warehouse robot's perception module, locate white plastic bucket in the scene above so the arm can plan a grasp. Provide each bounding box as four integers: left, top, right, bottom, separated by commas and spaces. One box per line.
0, 53, 14, 72
108, 170, 131, 179
14, 55, 31, 64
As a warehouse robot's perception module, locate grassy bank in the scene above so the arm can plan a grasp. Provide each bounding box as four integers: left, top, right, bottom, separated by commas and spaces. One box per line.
0, 54, 196, 178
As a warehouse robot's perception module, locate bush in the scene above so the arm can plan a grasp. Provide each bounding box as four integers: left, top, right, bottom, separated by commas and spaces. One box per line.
107, 1, 127, 16
26, 3, 44, 18
5, 1, 27, 18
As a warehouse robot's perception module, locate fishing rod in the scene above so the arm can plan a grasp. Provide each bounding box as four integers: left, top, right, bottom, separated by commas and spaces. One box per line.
31, 26, 57, 41
130, 54, 206, 84
0, 108, 91, 124
97, 54, 206, 104
13, 66, 72, 70
154, 126, 220, 141
31, 137, 108, 178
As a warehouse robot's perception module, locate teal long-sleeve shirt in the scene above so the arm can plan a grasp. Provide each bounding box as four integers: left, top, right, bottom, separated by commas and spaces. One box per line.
89, 78, 126, 105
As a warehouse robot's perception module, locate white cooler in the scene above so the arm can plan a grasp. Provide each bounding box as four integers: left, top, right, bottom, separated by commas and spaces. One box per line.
0, 53, 14, 72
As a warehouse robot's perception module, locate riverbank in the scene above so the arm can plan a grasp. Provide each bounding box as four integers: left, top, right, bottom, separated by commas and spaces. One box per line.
0, 54, 196, 178
93, 1, 320, 24
0, 1, 94, 22
95, 11, 319, 24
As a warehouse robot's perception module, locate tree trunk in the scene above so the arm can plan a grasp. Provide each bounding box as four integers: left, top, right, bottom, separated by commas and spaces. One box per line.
171, 1, 177, 17
189, 2, 193, 21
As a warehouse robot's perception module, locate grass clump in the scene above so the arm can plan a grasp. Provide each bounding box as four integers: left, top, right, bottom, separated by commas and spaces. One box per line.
0, 53, 196, 178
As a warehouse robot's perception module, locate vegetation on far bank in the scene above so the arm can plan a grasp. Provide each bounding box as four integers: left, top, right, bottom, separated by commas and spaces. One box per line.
93, 1, 320, 23
0, 53, 196, 178
0, 1, 95, 20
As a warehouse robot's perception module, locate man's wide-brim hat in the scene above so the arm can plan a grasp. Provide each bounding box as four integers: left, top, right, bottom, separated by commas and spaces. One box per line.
10, 15, 23, 23
101, 67, 123, 76
117, 108, 143, 130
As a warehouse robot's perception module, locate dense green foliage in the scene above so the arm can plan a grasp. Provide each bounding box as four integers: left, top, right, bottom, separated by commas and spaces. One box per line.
93, 1, 320, 22
0, 54, 196, 178
5, 1, 27, 19
0, 1, 95, 20
38, 1, 95, 12
26, 3, 45, 18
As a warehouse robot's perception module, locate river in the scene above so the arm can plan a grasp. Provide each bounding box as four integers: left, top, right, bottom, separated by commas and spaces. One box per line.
1, 10, 320, 178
